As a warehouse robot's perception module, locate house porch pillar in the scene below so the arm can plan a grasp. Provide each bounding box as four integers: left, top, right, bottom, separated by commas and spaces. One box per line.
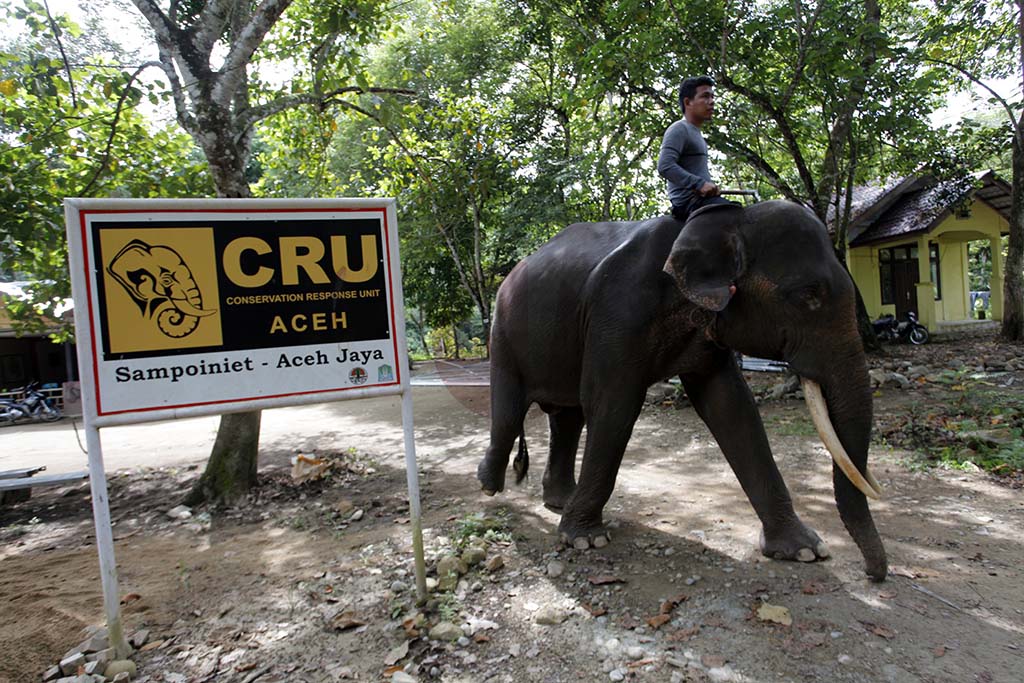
990, 234, 1004, 321
916, 234, 935, 328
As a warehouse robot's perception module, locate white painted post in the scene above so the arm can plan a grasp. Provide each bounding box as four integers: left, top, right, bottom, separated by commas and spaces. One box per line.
84, 423, 129, 657
401, 389, 428, 601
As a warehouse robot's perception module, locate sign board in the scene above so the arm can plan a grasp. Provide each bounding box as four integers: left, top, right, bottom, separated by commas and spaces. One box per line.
65, 199, 408, 423
64, 198, 427, 654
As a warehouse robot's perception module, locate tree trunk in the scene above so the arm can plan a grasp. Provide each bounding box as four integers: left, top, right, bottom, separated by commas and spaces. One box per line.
184, 410, 262, 507
1003, 134, 1024, 341
185, 125, 264, 506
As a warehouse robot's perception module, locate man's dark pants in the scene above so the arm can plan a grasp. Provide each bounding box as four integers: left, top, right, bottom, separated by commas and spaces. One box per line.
670, 195, 737, 222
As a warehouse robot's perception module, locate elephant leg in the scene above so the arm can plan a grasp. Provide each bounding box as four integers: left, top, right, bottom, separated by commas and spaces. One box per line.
681, 355, 830, 563
542, 406, 585, 511
557, 391, 643, 549
477, 362, 528, 496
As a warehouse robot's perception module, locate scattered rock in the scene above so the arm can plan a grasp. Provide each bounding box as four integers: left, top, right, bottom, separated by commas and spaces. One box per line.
166, 505, 192, 520
462, 545, 487, 566
103, 660, 137, 679
546, 561, 565, 578
534, 606, 569, 625
429, 621, 464, 642
484, 555, 505, 572
59, 653, 85, 676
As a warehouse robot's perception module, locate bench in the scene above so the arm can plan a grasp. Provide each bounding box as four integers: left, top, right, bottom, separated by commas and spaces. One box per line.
0, 467, 89, 503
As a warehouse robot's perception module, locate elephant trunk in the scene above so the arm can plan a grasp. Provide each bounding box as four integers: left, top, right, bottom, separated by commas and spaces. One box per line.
803, 351, 887, 581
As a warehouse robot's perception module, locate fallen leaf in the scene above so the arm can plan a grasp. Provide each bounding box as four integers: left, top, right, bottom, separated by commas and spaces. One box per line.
646, 614, 671, 629
234, 662, 258, 672
331, 611, 367, 631
139, 640, 165, 652
291, 454, 331, 483
580, 603, 607, 617
878, 590, 898, 600
394, 518, 410, 525
756, 603, 793, 626
890, 565, 938, 579
473, 633, 490, 643
933, 646, 946, 657
626, 658, 658, 670
588, 575, 626, 586
382, 665, 404, 676
860, 621, 897, 639
383, 640, 409, 666
121, 593, 142, 605
659, 593, 689, 614
402, 614, 424, 638
666, 626, 700, 641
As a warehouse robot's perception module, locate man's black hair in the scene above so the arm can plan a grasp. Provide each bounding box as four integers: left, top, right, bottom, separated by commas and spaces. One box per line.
679, 76, 716, 112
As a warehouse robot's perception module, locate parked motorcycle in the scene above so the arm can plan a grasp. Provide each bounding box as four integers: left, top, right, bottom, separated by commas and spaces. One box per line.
0, 382, 62, 425
872, 311, 930, 345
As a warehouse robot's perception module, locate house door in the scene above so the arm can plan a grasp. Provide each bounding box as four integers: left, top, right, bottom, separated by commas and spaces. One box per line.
891, 259, 919, 318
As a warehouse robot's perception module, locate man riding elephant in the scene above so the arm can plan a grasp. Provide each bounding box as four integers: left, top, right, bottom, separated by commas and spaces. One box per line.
658, 75, 738, 222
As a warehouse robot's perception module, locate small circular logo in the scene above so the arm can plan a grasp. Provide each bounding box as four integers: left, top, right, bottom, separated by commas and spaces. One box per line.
349, 367, 368, 385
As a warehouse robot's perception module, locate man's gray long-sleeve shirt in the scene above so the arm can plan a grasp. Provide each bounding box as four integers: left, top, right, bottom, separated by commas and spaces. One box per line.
657, 119, 711, 208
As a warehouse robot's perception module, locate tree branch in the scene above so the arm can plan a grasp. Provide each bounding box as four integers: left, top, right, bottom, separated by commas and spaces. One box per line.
237, 86, 415, 130
925, 56, 1024, 147
213, 0, 294, 106
710, 131, 800, 200
715, 73, 818, 203
42, 0, 76, 108
195, 0, 235, 56
79, 61, 165, 196
156, 42, 198, 135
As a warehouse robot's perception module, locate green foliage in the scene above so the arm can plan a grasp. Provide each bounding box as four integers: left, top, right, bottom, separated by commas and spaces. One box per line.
453, 510, 513, 549
0, 1, 211, 339
879, 381, 1024, 476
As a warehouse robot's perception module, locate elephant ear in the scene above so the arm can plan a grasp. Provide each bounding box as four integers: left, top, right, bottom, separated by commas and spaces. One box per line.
663, 205, 746, 311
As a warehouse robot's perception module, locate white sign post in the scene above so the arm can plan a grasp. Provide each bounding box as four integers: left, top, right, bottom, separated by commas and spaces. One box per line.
65, 198, 427, 654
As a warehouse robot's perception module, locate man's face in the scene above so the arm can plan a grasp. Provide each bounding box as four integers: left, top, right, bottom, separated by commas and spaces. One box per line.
685, 85, 715, 123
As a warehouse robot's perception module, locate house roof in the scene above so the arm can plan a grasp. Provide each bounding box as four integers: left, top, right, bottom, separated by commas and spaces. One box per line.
843, 170, 1011, 247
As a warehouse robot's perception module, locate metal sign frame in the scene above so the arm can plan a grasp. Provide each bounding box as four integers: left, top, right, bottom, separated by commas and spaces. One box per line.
65, 198, 427, 655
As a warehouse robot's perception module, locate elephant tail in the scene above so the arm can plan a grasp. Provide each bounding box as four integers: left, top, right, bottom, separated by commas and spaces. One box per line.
512, 427, 529, 484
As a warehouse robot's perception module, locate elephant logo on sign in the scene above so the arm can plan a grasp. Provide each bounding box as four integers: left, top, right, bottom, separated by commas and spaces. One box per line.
107, 240, 218, 339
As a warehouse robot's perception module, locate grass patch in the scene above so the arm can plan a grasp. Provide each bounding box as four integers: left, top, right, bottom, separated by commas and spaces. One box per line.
765, 415, 818, 437
877, 385, 1024, 478
453, 509, 514, 548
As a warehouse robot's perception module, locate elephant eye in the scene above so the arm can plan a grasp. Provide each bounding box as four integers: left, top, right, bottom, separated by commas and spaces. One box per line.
788, 282, 826, 310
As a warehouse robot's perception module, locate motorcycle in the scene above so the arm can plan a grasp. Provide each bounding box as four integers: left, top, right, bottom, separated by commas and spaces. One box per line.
0, 382, 63, 425
872, 311, 930, 345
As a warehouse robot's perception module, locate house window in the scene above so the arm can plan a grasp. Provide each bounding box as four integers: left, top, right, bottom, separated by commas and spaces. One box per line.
929, 243, 941, 300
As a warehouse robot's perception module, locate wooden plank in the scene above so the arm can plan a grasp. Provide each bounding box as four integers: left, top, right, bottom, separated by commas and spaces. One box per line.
0, 470, 87, 491
0, 466, 47, 480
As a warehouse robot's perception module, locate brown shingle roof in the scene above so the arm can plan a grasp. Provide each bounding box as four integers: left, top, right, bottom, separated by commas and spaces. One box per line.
843, 171, 1011, 247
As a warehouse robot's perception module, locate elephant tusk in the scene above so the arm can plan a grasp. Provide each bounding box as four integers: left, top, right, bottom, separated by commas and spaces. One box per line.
801, 379, 882, 500
171, 298, 217, 318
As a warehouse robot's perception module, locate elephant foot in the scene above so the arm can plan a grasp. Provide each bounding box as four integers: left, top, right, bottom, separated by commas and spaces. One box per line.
477, 458, 507, 496
759, 520, 830, 564
542, 482, 575, 513
558, 518, 611, 550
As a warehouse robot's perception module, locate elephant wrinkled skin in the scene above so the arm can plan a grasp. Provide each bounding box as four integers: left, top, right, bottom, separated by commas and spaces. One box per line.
477, 200, 887, 581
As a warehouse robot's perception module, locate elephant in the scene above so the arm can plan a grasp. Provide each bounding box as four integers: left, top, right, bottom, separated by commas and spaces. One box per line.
476, 200, 887, 581
107, 239, 217, 338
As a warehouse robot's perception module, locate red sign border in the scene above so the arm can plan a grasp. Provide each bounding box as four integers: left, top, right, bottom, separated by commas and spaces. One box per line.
78, 206, 401, 417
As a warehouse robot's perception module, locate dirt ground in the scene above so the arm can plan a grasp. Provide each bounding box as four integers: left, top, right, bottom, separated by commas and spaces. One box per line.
2, 336, 1023, 683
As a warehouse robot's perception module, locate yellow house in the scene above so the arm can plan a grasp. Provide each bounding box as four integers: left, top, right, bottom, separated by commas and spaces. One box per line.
842, 171, 1011, 332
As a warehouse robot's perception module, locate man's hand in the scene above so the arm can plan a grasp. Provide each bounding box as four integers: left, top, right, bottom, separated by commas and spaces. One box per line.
698, 182, 720, 198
